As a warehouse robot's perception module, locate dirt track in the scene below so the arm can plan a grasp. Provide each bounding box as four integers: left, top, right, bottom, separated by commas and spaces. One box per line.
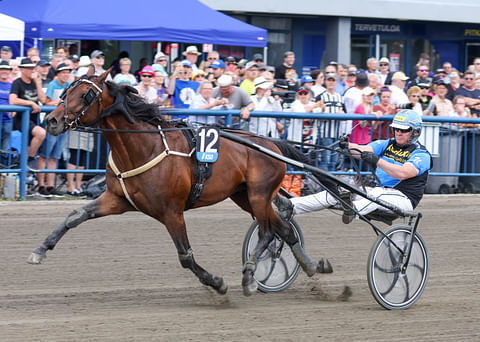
0, 195, 479, 341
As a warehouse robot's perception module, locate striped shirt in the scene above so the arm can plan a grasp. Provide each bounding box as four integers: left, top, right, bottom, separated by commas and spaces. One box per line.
315, 90, 343, 138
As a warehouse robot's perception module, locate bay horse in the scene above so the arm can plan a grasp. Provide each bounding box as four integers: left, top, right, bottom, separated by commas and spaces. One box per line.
27, 66, 334, 296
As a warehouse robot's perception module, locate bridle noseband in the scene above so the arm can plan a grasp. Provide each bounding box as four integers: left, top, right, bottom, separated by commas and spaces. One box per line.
59, 78, 104, 129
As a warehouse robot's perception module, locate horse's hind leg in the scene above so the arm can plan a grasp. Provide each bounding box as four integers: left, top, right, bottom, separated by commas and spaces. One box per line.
162, 214, 228, 295
27, 191, 132, 264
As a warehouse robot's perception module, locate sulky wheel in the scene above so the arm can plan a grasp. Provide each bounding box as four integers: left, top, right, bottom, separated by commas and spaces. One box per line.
242, 219, 304, 293
367, 225, 429, 310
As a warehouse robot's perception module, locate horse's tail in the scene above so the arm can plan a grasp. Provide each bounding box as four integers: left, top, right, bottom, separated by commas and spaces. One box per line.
272, 139, 313, 166
272, 139, 339, 195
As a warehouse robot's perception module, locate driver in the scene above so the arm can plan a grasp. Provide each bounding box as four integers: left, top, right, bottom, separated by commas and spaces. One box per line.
275, 109, 432, 224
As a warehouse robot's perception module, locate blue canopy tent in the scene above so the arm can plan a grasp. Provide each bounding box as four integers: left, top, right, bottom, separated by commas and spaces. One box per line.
0, 0, 266, 47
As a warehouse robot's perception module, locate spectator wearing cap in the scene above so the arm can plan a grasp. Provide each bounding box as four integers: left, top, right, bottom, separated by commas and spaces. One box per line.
189, 80, 222, 125
274, 51, 299, 89
90, 50, 106, 75
35, 60, 52, 88
69, 54, 80, 77
211, 74, 254, 128
300, 75, 314, 93
425, 79, 453, 116
253, 53, 263, 64
225, 56, 236, 74
113, 57, 137, 86
365, 57, 379, 76
239, 61, 259, 96
417, 82, 433, 111
351, 87, 381, 146
345, 65, 358, 89
35, 62, 72, 197
310, 70, 325, 97
210, 59, 226, 87
389, 72, 410, 105
168, 60, 199, 113
153, 52, 169, 77
9, 58, 47, 166
454, 70, 480, 116
248, 76, 283, 138
288, 86, 322, 144
343, 71, 369, 135
378, 57, 394, 86
0, 61, 13, 155
182, 46, 201, 73
372, 87, 396, 141
1, 46, 13, 63
314, 72, 344, 171
236, 59, 248, 80
136, 65, 160, 105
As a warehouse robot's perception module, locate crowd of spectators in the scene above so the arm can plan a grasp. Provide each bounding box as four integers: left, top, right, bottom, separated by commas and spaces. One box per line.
2, 44, 480, 198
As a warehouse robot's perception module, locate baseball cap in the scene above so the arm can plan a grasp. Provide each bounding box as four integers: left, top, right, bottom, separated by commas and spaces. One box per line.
300, 75, 314, 84
69, 54, 79, 62
115, 74, 133, 85
237, 59, 248, 68
218, 74, 233, 87
379, 57, 389, 64
37, 59, 50, 67
253, 53, 263, 61
0, 61, 12, 70
257, 62, 267, 71
19, 58, 36, 68
348, 70, 357, 76
355, 72, 369, 87
392, 71, 409, 81
56, 62, 72, 73
266, 66, 275, 73
90, 50, 104, 59
245, 61, 258, 70
361, 87, 376, 96
417, 82, 431, 89
284, 51, 294, 58
1, 46, 12, 52
181, 59, 193, 68
297, 86, 310, 93
139, 65, 155, 76
226, 56, 236, 64
211, 60, 226, 69
433, 76, 446, 85
325, 72, 337, 80
435, 68, 446, 74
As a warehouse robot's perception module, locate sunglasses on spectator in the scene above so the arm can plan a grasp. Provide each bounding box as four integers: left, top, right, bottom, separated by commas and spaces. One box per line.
208, 57, 217, 60
464, 77, 474, 80
393, 127, 412, 133
419, 69, 429, 72
419, 86, 429, 89
410, 94, 420, 98
298, 91, 309, 96
379, 63, 389, 66
141, 74, 153, 78
158, 59, 167, 62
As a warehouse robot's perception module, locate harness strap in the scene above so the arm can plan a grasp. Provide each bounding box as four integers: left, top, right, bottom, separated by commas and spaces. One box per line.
108, 126, 194, 210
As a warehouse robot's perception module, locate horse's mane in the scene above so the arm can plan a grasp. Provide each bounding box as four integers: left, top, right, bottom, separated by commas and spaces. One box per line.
103, 80, 169, 127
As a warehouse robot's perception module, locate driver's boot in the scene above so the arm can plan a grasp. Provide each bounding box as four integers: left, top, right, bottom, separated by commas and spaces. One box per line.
340, 192, 355, 224
273, 194, 294, 222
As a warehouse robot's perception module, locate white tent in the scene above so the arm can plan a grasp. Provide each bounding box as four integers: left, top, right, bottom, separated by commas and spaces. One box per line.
0, 13, 25, 55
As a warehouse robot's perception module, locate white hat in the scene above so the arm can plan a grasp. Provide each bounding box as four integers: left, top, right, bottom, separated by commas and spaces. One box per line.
379, 57, 389, 64
78, 56, 91, 67
392, 71, 409, 81
154, 52, 166, 61
361, 87, 376, 96
182, 45, 201, 56
253, 76, 273, 94
218, 74, 233, 87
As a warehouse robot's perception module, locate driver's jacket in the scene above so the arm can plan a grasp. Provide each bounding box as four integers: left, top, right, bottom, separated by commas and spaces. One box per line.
368, 138, 432, 208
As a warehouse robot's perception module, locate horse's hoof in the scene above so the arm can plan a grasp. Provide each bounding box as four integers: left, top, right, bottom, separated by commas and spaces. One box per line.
216, 278, 228, 295
27, 252, 46, 264
303, 262, 317, 277
317, 258, 333, 274
242, 280, 258, 296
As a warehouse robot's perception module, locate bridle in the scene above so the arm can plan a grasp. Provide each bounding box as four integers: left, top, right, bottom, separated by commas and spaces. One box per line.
58, 77, 104, 129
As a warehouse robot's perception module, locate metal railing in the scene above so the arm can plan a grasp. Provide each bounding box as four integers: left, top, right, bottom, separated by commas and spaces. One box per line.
2, 105, 480, 198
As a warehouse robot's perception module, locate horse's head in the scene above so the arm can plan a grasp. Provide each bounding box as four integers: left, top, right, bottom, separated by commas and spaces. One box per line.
46, 66, 111, 136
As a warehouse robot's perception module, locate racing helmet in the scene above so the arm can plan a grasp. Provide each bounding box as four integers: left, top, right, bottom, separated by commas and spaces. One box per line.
391, 109, 423, 143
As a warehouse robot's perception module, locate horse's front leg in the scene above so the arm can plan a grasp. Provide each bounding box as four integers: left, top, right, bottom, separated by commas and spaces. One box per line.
162, 213, 228, 295
27, 190, 132, 264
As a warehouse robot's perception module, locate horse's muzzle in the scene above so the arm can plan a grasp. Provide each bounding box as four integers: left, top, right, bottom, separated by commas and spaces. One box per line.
46, 115, 65, 136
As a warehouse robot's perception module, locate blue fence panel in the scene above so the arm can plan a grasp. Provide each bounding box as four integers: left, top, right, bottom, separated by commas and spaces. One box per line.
3, 104, 480, 199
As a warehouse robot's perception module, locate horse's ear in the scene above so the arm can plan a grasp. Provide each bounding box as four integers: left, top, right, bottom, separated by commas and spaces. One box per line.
97, 67, 112, 83
86, 64, 95, 76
